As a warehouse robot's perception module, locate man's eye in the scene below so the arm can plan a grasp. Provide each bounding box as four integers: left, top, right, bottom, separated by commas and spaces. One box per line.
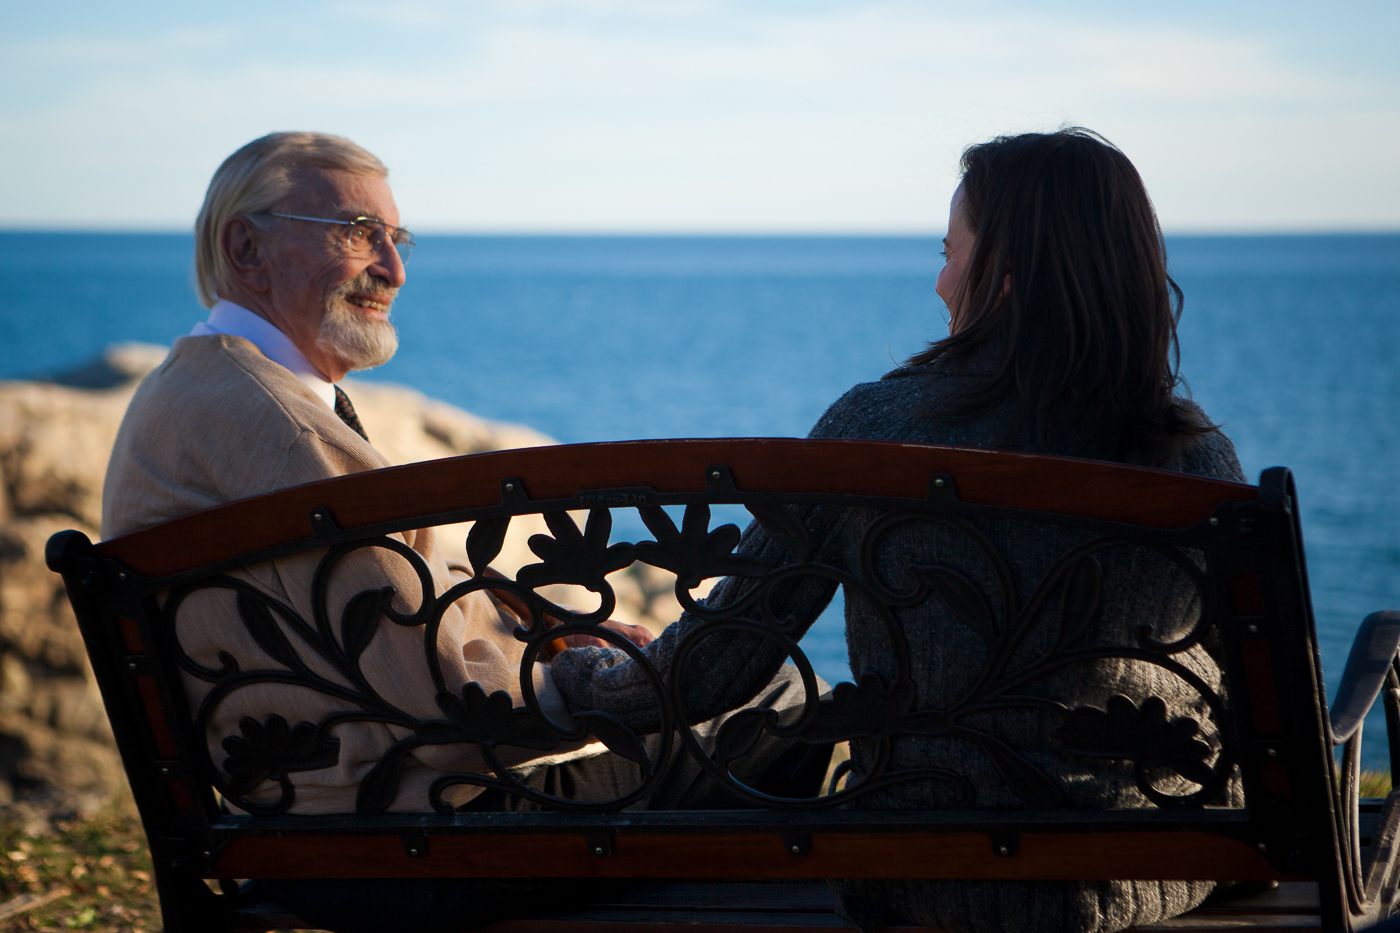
350, 224, 372, 241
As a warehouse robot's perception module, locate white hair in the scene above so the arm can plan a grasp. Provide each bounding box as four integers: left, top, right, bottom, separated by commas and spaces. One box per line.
193, 132, 388, 308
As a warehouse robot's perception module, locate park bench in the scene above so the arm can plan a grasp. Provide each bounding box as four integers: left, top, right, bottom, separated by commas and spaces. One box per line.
45, 438, 1400, 932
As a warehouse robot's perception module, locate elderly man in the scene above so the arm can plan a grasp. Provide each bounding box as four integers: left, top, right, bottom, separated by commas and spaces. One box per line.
102, 132, 827, 933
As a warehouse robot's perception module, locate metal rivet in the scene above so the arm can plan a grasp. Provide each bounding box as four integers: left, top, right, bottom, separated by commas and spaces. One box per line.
934, 478, 945, 487
1266, 748, 1277, 757
313, 512, 322, 520
711, 471, 720, 479
1208, 517, 1219, 526
128, 661, 138, 671
791, 845, 801, 854
997, 846, 1011, 856
593, 847, 604, 855
202, 851, 211, 859
409, 848, 420, 856
1257, 842, 1267, 852
1247, 624, 1259, 634
506, 483, 516, 491
159, 767, 170, 776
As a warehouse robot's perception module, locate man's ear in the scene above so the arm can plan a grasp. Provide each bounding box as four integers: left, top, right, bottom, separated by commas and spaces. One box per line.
222, 217, 272, 293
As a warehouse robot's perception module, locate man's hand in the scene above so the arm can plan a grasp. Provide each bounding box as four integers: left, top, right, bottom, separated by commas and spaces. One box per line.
548, 619, 655, 654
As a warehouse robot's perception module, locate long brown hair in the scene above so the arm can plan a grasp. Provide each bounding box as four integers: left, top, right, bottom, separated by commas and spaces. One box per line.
910, 128, 1213, 466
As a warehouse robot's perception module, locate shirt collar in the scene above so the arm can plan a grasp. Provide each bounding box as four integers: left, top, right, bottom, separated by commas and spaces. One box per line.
190, 300, 337, 408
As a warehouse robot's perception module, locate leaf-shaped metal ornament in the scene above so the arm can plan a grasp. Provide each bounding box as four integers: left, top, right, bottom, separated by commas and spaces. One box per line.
1056, 695, 1214, 785
572, 711, 650, 768
919, 566, 997, 643
517, 509, 635, 591
637, 505, 680, 542
436, 684, 563, 751
1055, 554, 1103, 649
467, 518, 511, 577
746, 503, 810, 562
355, 740, 419, 815
237, 592, 303, 671
340, 587, 392, 665
681, 502, 712, 542
413, 722, 467, 745
956, 728, 1068, 808
633, 503, 767, 586
220, 714, 341, 796
802, 673, 912, 743
714, 708, 774, 769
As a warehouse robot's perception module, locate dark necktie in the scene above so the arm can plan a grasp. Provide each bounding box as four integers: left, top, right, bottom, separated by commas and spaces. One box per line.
333, 385, 370, 443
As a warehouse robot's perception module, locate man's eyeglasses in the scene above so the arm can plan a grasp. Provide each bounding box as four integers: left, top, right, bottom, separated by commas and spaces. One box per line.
264, 212, 416, 263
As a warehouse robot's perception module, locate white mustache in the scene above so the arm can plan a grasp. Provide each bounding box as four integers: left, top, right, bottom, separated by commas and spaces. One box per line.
331, 273, 399, 312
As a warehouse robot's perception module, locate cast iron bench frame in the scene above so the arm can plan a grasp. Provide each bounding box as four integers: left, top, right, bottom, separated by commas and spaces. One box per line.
46, 438, 1400, 932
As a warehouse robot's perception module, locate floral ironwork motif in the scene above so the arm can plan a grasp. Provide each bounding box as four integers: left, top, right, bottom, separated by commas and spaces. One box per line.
220, 715, 340, 798
164, 495, 1234, 816
1057, 695, 1214, 786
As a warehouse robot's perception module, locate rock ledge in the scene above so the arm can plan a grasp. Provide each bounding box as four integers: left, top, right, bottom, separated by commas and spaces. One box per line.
0, 345, 686, 811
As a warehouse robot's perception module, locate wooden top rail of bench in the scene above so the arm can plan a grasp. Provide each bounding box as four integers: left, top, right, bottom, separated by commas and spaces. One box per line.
94, 438, 1258, 579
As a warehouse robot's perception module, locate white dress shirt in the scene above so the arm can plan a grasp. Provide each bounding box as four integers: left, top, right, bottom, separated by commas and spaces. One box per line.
191, 300, 337, 409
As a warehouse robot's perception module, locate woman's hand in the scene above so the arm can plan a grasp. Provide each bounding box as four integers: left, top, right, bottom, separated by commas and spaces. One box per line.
547, 619, 655, 654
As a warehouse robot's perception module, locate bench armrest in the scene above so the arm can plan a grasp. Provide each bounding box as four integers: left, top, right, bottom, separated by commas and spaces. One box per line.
1329, 610, 1400, 745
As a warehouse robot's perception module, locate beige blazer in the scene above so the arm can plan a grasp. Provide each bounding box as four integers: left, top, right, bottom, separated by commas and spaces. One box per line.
103, 335, 595, 814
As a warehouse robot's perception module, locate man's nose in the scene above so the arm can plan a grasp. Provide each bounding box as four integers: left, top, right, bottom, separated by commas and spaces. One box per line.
371, 239, 408, 288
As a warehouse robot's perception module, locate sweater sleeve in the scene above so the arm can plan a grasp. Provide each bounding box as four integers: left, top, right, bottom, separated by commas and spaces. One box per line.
548, 389, 876, 731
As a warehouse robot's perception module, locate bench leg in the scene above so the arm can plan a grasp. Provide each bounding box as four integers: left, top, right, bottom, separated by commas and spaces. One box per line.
151, 858, 238, 933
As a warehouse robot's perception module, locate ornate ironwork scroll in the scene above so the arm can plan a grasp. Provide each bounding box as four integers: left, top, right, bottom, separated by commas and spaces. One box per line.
161, 482, 1239, 818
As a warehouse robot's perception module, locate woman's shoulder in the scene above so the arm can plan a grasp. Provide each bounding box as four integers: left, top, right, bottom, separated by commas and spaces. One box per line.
807, 360, 992, 444
1168, 400, 1248, 483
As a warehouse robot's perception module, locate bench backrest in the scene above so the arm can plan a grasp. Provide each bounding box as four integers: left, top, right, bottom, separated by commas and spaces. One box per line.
47, 439, 1356, 925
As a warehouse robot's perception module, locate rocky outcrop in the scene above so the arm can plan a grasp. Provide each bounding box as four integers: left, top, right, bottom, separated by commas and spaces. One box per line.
0, 344, 693, 810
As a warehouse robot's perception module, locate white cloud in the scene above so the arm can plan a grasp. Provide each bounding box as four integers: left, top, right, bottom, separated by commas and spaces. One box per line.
1, 1, 1396, 230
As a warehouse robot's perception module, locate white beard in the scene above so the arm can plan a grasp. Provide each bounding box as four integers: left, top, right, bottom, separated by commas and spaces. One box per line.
316, 275, 399, 371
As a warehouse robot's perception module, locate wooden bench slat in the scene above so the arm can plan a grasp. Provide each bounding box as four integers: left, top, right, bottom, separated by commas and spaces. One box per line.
470, 882, 1324, 933
481, 918, 1322, 933
1191, 884, 1321, 915
582, 881, 838, 911
1131, 913, 1316, 924
227, 882, 1327, 933
211, 830, 1289, 882
484, 912, 858, 932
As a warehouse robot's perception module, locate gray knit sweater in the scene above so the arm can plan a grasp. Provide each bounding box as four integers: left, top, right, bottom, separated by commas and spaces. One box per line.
551, 348, 1246, 933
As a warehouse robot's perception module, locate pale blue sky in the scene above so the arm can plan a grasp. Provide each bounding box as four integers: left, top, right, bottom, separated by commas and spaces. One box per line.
3, 0, 1397, 232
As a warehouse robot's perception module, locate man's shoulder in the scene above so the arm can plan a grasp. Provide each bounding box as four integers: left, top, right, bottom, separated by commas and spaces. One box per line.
126, 335, 352, 445
103, 335, 384, 538
145, 334, 314, 416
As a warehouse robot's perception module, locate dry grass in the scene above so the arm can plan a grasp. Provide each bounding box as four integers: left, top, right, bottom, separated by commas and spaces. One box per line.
0, 766, 1391, 933
1359, 770, 1393, 799
0, 793, 157, 933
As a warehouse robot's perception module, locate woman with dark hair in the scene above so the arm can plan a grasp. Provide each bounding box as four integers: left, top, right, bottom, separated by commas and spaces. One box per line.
924, 127, 1216, 465
552, 128, 1245, 933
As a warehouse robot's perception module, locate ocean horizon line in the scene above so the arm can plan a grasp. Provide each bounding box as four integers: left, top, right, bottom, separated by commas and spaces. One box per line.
6, 227, 1400, 239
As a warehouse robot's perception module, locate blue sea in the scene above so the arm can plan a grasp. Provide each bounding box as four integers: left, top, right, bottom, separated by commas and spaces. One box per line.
6, 232, 1399, 761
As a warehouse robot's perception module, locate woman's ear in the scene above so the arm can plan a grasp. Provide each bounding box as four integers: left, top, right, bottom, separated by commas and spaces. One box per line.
222, 217, 272, 293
